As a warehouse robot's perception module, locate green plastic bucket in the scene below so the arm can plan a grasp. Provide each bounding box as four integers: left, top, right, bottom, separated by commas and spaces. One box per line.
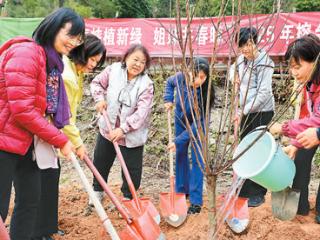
232, 129, 296, 192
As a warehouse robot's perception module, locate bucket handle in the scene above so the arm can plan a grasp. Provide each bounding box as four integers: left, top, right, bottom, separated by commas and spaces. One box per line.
247, 125, 268, 135
248, 125, 285, 149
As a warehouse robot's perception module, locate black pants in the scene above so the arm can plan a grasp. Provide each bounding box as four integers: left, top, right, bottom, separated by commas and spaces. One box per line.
239, 111, 274, 198
0, 147, 41, 240
32, 162, 60, 237
292, 147, 320, 215
93, 133, 144, 198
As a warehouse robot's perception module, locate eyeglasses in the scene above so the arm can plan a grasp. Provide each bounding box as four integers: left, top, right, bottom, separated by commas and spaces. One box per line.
60, 25, 84, 47
67, 35, 84, 47
238, 41, 253, 50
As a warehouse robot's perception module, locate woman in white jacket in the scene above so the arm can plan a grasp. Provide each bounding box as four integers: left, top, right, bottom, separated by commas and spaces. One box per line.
90, 44, 154, 203
231, 27, 275, 207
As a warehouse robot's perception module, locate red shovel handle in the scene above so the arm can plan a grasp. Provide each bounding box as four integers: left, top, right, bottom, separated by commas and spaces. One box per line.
101, 110, 142, 212
83, 154, 133, 223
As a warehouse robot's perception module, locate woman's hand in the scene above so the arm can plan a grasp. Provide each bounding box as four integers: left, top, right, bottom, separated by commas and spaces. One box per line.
109, 128, 124, 143
164, 102, 173, 111
76, 144, 88, 160
60, 140, 74, 160
283, 145, 298, 160
167, 142, 176, 152
95, 100, 107, 113
296, 128, 320, 149
269, 122, 283, 136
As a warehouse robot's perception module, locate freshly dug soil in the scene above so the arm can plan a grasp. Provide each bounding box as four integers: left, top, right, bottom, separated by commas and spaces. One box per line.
51, 185, 320, 240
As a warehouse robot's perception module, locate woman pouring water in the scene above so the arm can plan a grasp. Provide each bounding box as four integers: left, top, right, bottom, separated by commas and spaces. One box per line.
270, 34, 320, 223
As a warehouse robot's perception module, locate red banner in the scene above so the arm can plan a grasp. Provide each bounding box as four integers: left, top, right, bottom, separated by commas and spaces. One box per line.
85, 12, 320, 57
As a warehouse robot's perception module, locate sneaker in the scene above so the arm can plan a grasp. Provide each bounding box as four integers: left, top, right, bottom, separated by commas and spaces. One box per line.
88, 191, 105, 207
187, 204, 201, 214
248, 195, 265, 207
56, 229, 65, 236
226, 217, 249, 234
122, 194, 132, 201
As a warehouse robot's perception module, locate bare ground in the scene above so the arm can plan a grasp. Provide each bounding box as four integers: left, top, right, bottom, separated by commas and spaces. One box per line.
45, 161, 320, 239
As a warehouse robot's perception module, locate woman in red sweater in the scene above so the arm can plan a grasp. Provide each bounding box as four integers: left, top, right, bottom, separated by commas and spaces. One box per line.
0, 8, 84, 240
270, 34, 320, 223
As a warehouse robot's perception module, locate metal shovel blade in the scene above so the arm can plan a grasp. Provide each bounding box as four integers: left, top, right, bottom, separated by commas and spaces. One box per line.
119, 210, 165, 240
122, 198, 161, 225
101, 111, 161, 225
159, 111, 188, 228
225, 197, 250, 234
271, 187, 300, 221
159, 192, 188, 227
82, 154, 164, 240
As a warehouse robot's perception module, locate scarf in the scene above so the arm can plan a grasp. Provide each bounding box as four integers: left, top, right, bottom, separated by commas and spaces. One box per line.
44, 46, 71, 129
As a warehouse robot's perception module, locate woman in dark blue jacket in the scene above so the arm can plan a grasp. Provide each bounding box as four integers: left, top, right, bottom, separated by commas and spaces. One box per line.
164, 57, 212, 214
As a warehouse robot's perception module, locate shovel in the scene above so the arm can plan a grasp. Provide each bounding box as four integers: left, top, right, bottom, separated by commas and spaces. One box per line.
82, 154, 165, 240
102, 110, 161, 225
70, 153, 120, 240
271, 85, 301, 221
225, 90, 249, 233
217, 194, 249, 234
271, 187, 300, 221
269, 136, 300, 221
0, 216, 9, 240
159, 109, 188, 227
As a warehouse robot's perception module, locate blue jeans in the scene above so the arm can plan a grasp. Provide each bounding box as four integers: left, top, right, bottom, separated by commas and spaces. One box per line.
175, 118, 204, 205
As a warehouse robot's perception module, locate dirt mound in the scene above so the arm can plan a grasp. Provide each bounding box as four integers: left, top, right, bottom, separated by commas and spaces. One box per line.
52, 185, 320, 240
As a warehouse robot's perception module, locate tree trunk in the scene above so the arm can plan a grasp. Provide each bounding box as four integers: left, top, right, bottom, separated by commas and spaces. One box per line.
207, 174, 217, 239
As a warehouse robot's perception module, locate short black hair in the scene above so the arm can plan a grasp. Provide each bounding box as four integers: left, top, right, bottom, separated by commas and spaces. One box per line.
69, 34, 106, 70
285, 34, 320, 84
191, 57, 214, 112
121, 44, 151, 75
193, 57, 210, 80
32, 7, 85, 47
237, 27, 258, 47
